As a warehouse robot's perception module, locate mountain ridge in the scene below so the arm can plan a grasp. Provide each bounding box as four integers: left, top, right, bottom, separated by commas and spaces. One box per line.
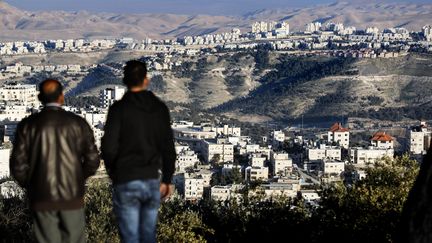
0, 1, 431, 41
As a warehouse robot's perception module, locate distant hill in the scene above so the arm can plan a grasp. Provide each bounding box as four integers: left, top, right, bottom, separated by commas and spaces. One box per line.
0, 1, 431, 41
210, 53, 432, 124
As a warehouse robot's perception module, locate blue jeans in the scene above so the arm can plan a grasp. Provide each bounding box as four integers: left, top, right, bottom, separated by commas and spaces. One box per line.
113, 179, 161, 243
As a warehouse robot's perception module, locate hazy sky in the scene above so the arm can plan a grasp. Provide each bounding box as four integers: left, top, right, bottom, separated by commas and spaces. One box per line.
3, 0, 431, 15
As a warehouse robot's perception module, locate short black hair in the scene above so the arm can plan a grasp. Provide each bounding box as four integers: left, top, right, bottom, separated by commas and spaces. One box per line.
123, 60, 147, 88
38, 79, 63, 104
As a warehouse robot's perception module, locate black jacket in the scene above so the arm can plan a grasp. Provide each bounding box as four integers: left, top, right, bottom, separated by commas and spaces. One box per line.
101, 90, 176, 184
10, 106, 100, 210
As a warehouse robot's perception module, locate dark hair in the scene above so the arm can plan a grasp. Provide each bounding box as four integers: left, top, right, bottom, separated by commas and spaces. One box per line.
38, 79, 63, 104
123, 60, 147, 88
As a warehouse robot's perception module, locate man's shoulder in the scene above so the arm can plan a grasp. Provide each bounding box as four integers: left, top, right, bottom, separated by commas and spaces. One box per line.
149, 91, 169, 111
110, 100, 124, 109
59, 110, 89, 126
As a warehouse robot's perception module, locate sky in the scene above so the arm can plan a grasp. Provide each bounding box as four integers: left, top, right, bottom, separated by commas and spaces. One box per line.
3, 0, 431, 15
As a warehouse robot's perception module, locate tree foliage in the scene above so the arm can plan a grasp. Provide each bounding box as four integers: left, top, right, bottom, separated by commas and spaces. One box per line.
0, 155, 420, 242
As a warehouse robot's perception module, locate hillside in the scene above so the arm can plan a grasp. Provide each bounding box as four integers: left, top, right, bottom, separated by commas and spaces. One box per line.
0, 1, 431, 41
211, 53, 432, 124
3, 47, 432, 124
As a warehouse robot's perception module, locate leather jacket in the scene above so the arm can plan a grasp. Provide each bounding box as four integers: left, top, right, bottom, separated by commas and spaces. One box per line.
10, 106, 100, 210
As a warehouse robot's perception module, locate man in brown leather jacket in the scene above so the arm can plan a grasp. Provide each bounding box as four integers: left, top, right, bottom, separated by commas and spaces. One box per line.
10, 79, 100, 243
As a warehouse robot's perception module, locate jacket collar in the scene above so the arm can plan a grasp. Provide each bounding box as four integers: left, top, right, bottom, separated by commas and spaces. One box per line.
44, 103, 63, 110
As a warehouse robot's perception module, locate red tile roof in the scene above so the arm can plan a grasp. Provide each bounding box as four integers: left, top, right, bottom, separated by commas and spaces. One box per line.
371, 131, 393, 142
329, 123, 349, 132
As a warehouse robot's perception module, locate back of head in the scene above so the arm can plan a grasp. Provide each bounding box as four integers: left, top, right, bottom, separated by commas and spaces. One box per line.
38, 79, 64, 105
123, 60, 147, 88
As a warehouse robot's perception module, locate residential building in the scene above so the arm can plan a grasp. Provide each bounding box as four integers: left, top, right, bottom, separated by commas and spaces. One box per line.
308, 144, 342, 161
366, 27, 380, 35
251, 155, 266, 167
409, 122, 431, 155
423, 25, 432, 41
328, 122, 350, 148
258, 182, 300, 199
350, 147, 394, 164
173, 172, 205, 201
272, 130, 285, 148
211, 124, 241, 136
0, 83, 39, 107
300, 190, 321, 203
79, 111, 107, 127
322, 159, 345, 177
175, 149, 199, 173
99, 86, 125, 108
370, 131, 394, 149
270, 152, 293, 175
211, 185, 231, 201
0, 148, 11, 178
0, 104, 30, 121
199, 139, 234, 163
306, 22, 322, 33
248, 166, 269, 181
184, 173, 204, 201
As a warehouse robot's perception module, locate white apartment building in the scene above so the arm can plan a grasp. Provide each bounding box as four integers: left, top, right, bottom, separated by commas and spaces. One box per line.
274, 22, 290, 38
238, 144, 265, 155
259, 182, 300, 199
328, 123, 350, 148
322, 159, 345, 177
197, 169, 213, 188
370, 131, 394, 149
176, 149, 199, 173
308, 145, 342, 161
99, 86, 125, 108
272, 130, 285, 147
211, 125, 241, 136
199, 139, 234, 163
251, 156, 266, 167
410, 122, 431, 155
226, 136, 248, 147
245, 144, 260, 153
350, 147, 394, 164
0, 148, 11, 178
248, 166, 269, 181
252, 21, 277, 34
0, 105, 30, 122
0, 83, 39, 107
251, 21, 289, 38
211, 185, 231, 201
173, 127, 217, 140
423, 25, 432, 41
306, 22, 322, 33
270, 152, 292, 175
80, 111, 107, 127
172, 121, 195, 128
184, 174, 204, 201
300, 190, 321, 203
366, 27, 380, 35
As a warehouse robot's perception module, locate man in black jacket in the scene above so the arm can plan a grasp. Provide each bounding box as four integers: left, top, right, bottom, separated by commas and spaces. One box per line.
10, 79, 100, 243
101, 60, 176, 243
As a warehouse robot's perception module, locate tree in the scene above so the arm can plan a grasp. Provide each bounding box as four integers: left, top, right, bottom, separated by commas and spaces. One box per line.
210, 154, 221, 165
314, 155, 419, 243
85, 180, 120, 243
158, 211, 214, 243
